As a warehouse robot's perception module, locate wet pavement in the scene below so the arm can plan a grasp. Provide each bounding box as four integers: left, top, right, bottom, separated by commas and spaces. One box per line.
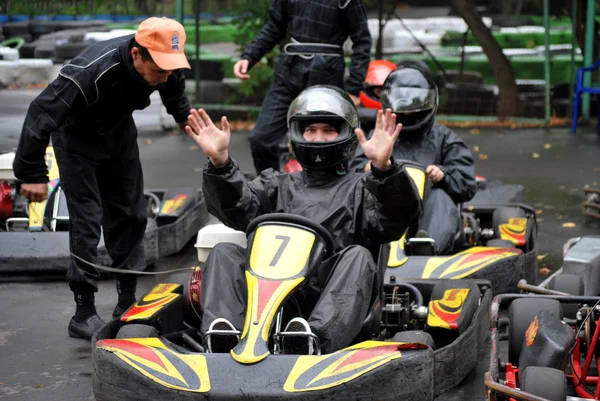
1, 87, 600, 400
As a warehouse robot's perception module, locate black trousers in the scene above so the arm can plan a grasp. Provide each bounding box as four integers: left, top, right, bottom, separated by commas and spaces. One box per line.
419, 188, 461, 255
248, 54, 346, 174
200, 242, 378, 354
53, 130, 147, 293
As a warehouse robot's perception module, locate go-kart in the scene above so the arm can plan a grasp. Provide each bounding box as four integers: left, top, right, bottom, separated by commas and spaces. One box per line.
485, 235, 600, 400
92, 213, 492, 401
0, 146, 209, 274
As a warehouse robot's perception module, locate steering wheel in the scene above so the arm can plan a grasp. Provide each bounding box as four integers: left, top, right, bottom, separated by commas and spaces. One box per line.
246, 213, 336, 258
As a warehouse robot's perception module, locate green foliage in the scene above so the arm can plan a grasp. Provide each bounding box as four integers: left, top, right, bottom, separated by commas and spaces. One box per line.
230, 0, 280, 103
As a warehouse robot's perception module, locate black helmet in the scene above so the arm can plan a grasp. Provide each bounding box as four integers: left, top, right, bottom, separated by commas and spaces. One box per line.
287, 85, 359, 171
380, 66, 438, 136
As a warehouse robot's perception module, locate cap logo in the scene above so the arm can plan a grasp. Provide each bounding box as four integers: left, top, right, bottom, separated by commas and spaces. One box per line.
171, 34, 180, 50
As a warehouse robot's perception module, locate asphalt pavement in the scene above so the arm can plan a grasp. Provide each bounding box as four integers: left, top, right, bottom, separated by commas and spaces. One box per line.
1, 86, 600, 400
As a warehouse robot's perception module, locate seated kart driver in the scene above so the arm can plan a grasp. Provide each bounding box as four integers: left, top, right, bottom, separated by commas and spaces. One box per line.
185, 85, 422, 355
351, 66, 477, 255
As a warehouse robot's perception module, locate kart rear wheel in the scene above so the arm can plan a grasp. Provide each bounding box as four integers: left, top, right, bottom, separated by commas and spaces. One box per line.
520, 366, 567, 401
549, 273, 584, 319
116, 324, 159, 339
508, 298, 562, 366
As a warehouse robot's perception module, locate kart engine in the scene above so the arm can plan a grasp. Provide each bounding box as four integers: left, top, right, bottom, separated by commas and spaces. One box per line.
381, 282, 427, 333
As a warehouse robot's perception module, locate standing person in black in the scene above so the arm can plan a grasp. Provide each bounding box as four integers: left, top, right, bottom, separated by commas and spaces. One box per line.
233, 0, 372, 175
13, 17, 194, 340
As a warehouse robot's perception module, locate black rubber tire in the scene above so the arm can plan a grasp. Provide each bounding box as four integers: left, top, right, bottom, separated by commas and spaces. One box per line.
549, 273, 584, 319
34, 46, 55, 59
508, 298, 562, 366
520, 366, 567, 401
54, 42, 89, 59
18, 42, 36, 58
116, 324, 159, 339
486, 239, 515, 248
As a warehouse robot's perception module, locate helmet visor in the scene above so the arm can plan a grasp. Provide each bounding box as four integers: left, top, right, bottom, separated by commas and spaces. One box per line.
381, 87, 437, 113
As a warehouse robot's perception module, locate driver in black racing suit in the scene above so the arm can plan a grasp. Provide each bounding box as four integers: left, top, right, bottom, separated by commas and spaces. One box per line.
351, 66, 477, 255
185, 85, 422, 355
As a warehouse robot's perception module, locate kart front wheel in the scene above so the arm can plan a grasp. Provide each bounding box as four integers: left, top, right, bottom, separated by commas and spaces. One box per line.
520, 366, 567, 401
116, 324, 159, 339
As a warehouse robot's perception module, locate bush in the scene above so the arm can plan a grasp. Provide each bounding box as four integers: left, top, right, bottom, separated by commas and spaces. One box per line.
230, 0, 279, 104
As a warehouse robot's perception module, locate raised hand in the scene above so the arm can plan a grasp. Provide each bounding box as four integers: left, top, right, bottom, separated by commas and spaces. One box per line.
355, 108, 402, 171
185, 109, 231, 167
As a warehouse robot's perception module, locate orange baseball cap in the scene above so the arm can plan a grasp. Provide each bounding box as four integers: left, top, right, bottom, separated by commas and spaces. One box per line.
135, 16, 191, 70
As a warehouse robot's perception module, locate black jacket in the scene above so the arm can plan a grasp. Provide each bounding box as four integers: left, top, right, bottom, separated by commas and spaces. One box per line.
350, 122, 477, 204
203, 158, 423, 253
240, 0, 371, 96
13, 34, 190, 183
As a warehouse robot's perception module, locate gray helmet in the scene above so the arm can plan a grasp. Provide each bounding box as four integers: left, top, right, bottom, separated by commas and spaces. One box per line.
287, 85, 359, 170
381, 66, 438, 136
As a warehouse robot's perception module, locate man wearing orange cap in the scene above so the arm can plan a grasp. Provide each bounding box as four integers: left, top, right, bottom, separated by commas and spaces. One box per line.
13, 17, 194, 340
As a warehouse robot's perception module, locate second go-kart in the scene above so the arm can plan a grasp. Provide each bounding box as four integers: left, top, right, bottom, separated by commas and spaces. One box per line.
0, 146, 209, 274
92, 213, 492, 401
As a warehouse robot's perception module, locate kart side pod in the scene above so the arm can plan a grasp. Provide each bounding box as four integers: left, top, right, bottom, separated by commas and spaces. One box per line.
518, 310, 575, 380
231, 217, 330, 365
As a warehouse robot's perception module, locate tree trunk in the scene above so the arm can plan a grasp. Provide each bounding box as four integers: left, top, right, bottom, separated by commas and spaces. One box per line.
567, 0, 600, 62
451, 0, 520, 119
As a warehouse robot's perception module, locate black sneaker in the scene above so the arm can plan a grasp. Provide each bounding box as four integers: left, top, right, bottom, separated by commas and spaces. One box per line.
68, 314, 106, 340
206, 318, 240, 353
282, 317, 315, 355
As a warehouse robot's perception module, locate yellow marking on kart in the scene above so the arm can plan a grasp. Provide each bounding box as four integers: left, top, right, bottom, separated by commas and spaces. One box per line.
97, 337, 210, 392
121, 284, 180, 322
29, 146, 60, 231
404, 165, 426, 199
427, 289, 469, 329
421, 247, 521, 279
387, 233, 408, 267
233, 273, 304, 364
249, 225, 316, 279
284, 341, 404, 392
160, 194, 190, 215
499, 217, 527, 246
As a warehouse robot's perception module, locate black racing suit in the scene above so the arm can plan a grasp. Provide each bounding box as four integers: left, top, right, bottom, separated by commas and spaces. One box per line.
200, 158, 422, 353
242, 0, 372, 174
350, 123, 477, 254
13, 34, 191, 292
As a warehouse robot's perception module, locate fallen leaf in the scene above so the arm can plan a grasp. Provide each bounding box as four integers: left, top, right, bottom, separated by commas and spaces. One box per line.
544, 143, 551, 149
56, 367, 62, 371
537, 253, 548, 261
593, 167, 600, 171
470, 129, 480, 135
473, 145, 480, 152
466, 206, 474, 211
562, 222, 577, 228
535, 209, 543, 215
532, 153, 540, 158
594, 182, 598, 186
193, 167, 203, 172
145, 139, 152, 145
539, 267, 551, 276
537, 218, 544, 222
189, 145, 198, 151
543, 205, 555, 210
479, 153, 489, 160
